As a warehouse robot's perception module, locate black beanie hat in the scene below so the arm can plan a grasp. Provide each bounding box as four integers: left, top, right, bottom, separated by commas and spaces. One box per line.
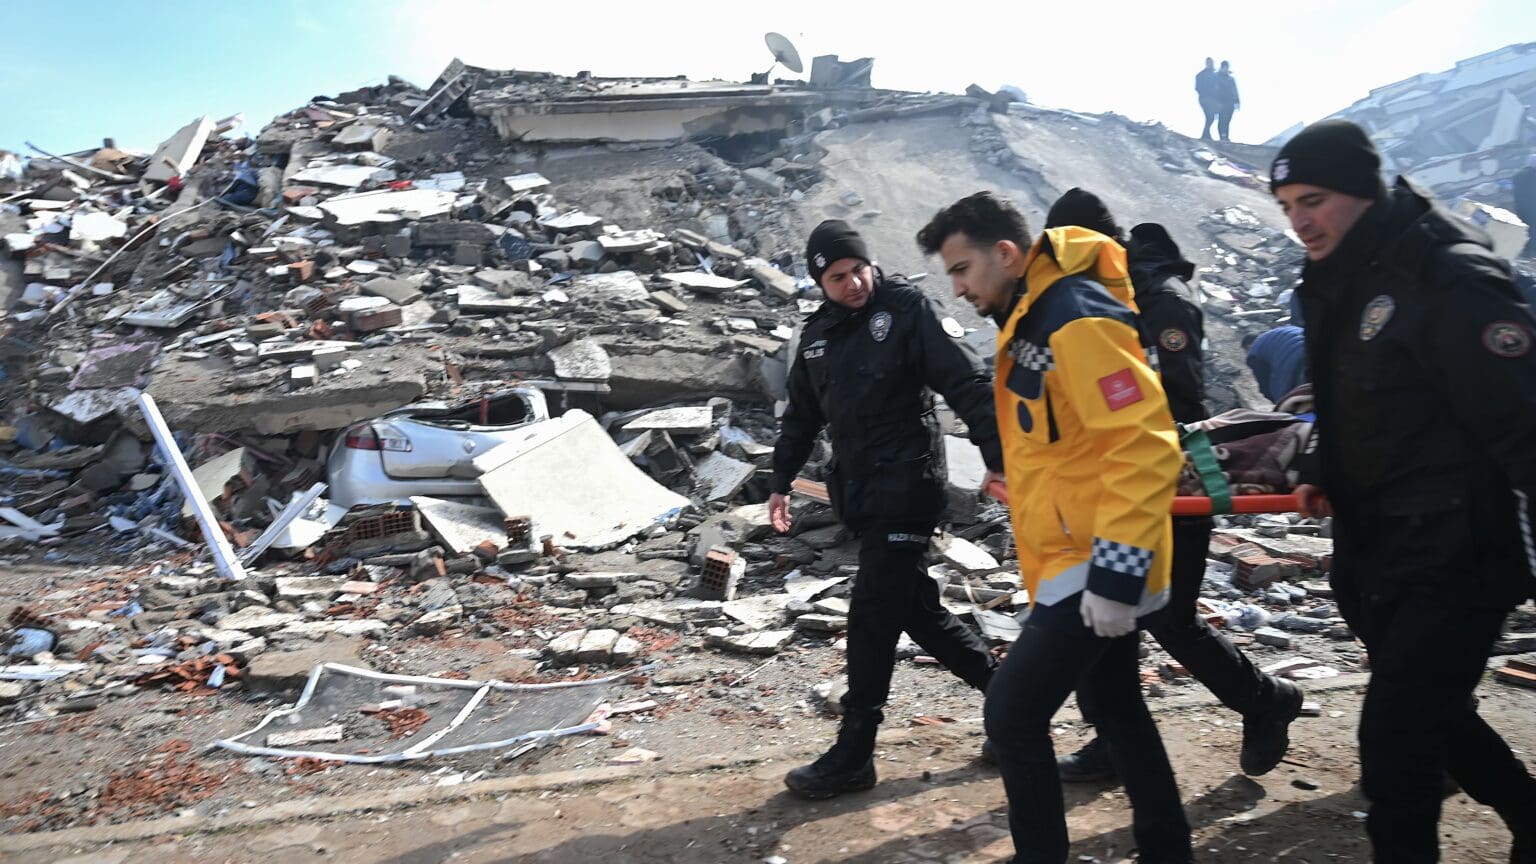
1270, 120, 1386, 200
806, 219, 871, 284
1044, 187, 1121, 241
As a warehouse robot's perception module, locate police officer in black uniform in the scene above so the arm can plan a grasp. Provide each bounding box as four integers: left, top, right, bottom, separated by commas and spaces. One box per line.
1041, 190, 1303, 784
1271, 120, 1536, 863
770, 220, 1004, 799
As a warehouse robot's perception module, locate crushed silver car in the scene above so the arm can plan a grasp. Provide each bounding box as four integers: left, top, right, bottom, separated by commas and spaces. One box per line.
327, 385, 549, 508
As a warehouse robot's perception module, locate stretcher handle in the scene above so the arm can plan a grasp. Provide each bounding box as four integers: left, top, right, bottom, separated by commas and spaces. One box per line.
983, 480, 1300, 516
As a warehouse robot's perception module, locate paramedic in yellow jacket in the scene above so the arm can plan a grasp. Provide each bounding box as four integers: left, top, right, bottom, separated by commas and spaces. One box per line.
919, 191, 1192, 864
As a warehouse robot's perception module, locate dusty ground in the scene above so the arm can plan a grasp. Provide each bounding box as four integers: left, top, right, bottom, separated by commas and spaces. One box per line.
4, 671, 1535, 863
5, 560, 1536, 862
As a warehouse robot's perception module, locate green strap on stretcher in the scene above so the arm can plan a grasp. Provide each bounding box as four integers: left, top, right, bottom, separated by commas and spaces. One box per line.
1180, 424, 1233, 515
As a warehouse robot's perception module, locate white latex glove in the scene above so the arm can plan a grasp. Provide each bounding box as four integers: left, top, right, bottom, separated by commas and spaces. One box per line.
1080, 590, 1138, 638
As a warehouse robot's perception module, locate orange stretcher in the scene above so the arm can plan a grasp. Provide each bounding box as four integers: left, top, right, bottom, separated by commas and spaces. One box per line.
984, 480, 1299, 516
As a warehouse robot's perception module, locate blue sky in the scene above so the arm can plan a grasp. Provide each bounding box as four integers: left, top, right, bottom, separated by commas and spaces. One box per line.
3, 0, 1532, 156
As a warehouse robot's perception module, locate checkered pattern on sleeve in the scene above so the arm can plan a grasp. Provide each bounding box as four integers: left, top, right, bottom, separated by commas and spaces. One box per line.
1090, 537, 1154, 579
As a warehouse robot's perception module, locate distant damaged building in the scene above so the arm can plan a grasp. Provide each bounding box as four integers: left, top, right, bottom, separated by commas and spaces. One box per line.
1282, 41, 1536, 202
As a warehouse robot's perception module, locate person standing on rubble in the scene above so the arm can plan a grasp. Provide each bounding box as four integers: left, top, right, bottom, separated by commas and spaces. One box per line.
919, 192, 1192, 863
1270, 119, 1536, 863
1196, 58, 1221, 142
769, 219, 1005, 800
1039, 190, 1306, 790
1215, 61, 1241, 143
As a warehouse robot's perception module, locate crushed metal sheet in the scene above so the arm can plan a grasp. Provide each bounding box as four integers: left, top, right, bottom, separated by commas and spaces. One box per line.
214, 663, 650, 764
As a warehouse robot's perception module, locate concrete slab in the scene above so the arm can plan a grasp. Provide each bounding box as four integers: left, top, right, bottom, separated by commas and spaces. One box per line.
569, 270, 649, 303
362, 277, 424, 306
332, 124, 391, 151
181, 447, 244, 518
541, 211, 603, 232
410, 496, 506, 555
145, 116, 216, 182
622, 407, 714, 434
944, 435, 988, 522
455, 285, 540, 314
549, 339, 611, 382
721, 593, 792, 631
291, 164, 397, 189
660, 272, 747, 294
46, 387, 141, 425
319, 188, 457, 233
693, 452, 754, 502
474, 410, 688, 550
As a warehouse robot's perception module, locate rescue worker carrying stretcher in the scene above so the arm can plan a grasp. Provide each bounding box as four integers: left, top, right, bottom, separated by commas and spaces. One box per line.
1040, 189, 1304, 787
1271, 119, 1536, 864
921, 192, 1193, 863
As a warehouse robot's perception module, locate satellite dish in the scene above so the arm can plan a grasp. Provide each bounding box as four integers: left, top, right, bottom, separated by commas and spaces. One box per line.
764, 32, 804, 75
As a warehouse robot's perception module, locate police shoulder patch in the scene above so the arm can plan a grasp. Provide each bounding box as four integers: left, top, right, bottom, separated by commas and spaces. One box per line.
941, 316, 965, 339
869, 311, 893, 342
1483, 321, 1532, 358
1159, 328, 1189, 352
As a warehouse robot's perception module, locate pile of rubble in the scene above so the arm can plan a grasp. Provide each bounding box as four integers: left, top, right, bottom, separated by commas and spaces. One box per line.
0, 62, 1016, 725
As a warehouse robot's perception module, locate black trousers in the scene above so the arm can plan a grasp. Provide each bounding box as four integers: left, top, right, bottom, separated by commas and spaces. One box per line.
985, 604, 1191, 864
842, 522, 996, 715
1200, 99, 1220, 140
1217, 105, 1235, 142
1078, 518, 1278, 734
1149, 517, 1279, 714
1334, 571, 1536, 862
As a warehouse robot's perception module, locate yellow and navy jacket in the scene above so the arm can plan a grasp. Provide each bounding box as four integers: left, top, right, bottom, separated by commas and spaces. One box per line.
995, 226, 1182, 617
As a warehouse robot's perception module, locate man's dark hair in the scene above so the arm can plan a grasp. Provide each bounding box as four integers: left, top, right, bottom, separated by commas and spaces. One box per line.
1241, 331, 1259, 351
916, 191, 1031, 256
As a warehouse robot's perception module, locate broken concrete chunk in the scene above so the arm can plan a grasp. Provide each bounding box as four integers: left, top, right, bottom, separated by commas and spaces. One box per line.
549, 339, 611, 383
577, 629, 620, 663
938, 535, 1000, 573
623, 407, 714, 434
216, 608, 302, 636
549, 629, 587, 663
795, 614, 849, 633
275, 577, 347, 601
362, 277, 424, 306
266, 724, 345, 748
564, 572, 628, 590
693, 452, 755, 502
706, 628, 793, 656
1253, 627, 1293, 649
245, 637, 365, 691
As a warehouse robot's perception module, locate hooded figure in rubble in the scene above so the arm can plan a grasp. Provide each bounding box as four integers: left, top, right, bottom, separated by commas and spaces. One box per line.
768, 219, 1004, 799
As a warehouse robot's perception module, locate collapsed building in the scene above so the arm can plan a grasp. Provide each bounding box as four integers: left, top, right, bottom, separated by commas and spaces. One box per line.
1273, 40, 1536, 209
1, 46, 1533, 833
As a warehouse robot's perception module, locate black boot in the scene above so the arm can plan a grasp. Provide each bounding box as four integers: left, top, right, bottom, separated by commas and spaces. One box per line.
1241, 679, 1303, 776
1057, 736, 1118, 783
785, 710, 881, 799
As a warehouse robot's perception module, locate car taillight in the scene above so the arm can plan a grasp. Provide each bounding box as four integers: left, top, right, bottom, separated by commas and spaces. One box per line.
344, 426, 381, 450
